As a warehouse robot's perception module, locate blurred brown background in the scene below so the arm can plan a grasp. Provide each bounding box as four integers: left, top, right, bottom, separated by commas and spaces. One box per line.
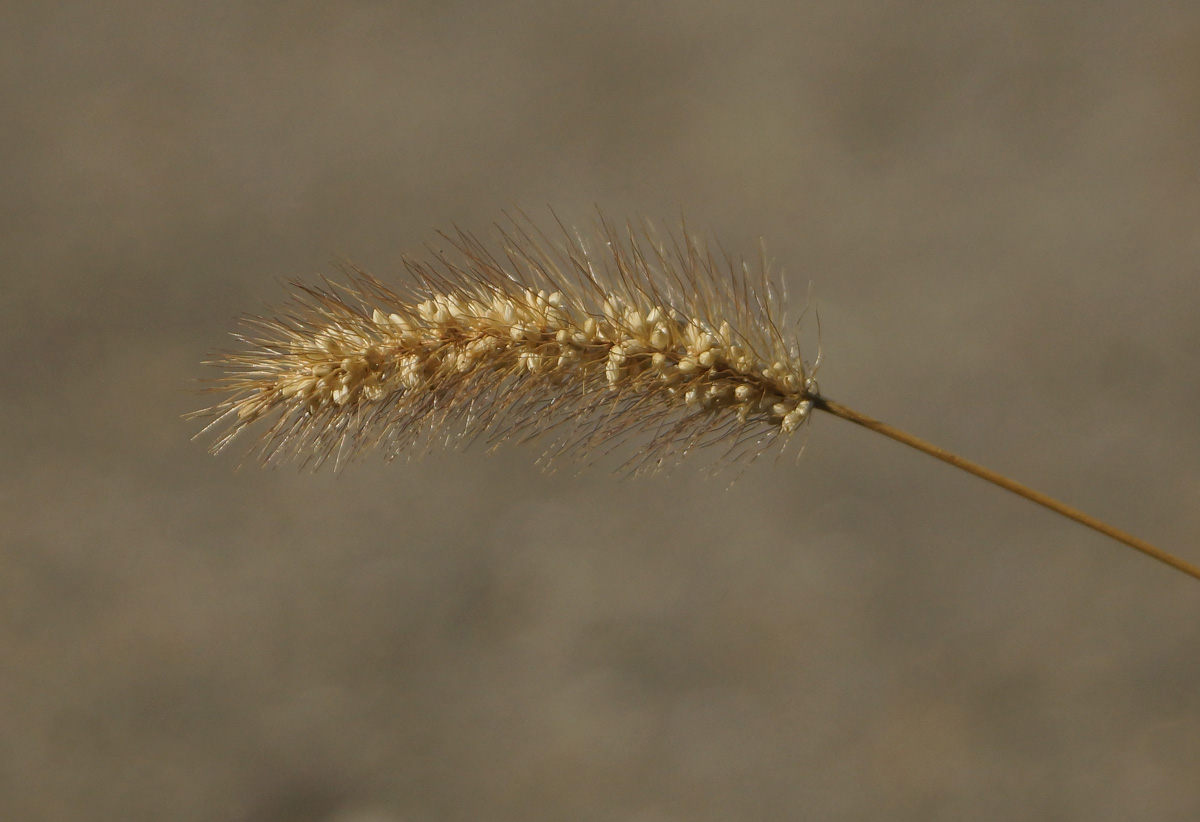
4, 2, 1200, 820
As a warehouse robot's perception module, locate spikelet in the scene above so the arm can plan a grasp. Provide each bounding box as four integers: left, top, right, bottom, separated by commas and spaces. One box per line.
193, 212, 818, 471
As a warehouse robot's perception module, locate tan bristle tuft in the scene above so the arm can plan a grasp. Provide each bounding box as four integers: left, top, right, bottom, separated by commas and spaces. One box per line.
191, 212, 818, 472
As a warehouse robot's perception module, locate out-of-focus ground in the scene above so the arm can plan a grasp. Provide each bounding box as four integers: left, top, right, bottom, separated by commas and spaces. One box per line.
4, 2, 1200, 820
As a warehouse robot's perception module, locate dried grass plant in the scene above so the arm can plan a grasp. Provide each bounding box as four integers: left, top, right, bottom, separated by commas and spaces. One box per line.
193, 211, 1200, 583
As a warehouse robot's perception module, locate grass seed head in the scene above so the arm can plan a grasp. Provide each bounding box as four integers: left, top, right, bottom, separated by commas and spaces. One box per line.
194, 212, 818, 472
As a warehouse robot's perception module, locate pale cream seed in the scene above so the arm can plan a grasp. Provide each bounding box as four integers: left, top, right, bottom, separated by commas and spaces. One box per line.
782, 402, 811, 433
649, 325, 671, 350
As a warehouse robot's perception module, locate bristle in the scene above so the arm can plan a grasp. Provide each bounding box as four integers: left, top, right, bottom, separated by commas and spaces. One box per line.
192, 212, 818, 472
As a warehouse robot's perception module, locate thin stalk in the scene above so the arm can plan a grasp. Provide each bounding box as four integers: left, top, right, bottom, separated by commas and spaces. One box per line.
811, 395, 1200, 583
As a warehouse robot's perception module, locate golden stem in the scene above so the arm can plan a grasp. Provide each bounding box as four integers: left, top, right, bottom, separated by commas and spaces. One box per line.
811, 395, 1200, 584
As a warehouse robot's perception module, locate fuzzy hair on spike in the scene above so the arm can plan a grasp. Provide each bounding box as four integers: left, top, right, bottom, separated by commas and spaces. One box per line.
193, 212, 817, 474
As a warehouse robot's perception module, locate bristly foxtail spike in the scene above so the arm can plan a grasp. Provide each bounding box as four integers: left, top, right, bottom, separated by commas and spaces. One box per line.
191, 210, 816, 474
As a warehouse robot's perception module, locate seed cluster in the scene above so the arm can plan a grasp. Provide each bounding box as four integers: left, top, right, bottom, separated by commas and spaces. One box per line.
196, 215, 817, 470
